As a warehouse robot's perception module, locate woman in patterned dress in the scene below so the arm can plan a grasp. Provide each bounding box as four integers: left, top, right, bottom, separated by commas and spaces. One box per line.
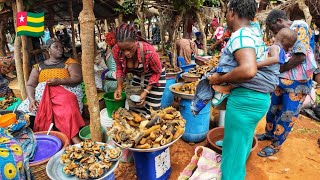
257, 9, 317, 157
18, 39, 85, 143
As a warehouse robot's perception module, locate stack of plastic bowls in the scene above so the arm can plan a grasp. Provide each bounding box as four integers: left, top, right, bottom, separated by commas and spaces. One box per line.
100, 108, 114, 128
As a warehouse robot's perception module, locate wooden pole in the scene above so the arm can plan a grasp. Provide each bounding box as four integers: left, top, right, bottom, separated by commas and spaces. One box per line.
195, 11, 207, 55
0, 19, 6, 57
68, 0, 78, 61
79, 0, 102, 142
16, 0, 30, 83
12, 1, 27, 100
48, 8, 55, 38
104, 19, 109, 33
172, 13, 183, 67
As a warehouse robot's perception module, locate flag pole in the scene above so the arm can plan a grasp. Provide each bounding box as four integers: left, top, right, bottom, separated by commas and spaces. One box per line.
13, 0, 27, 100
16, 0, 30, 83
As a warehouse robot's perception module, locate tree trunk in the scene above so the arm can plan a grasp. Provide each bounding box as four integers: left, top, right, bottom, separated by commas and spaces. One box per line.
195, 10, 207, 55
79, 0, 102, 142
159, 10, 166, 55
17, 0, 30, 83
147, 18, 151, 40
172, 13, 183, 68
48, 8, 55, 38
12, 1, 27, 99
136, 3, 146, 39
183, 16, 189, 39
68, 0, 78, 61
219, 0, 227, 24
0, 19, 6, 57
104, 19, 109, 33
297, 0, 312, 26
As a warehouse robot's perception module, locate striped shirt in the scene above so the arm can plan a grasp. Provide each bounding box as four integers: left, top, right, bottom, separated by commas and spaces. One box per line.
112, 41, 163, 86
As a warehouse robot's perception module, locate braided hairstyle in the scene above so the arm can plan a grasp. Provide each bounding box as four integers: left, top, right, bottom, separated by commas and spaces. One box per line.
115, 23, 137, 42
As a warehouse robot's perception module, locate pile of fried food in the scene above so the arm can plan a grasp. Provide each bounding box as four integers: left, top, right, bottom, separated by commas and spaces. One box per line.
171, 81, 199, 95
186, 65, 213, 77
208, 54, 220, 67
0, 96, 16, 110
108, 107, 186, 149
166, 66, 182, 74
60, 140, 121, 179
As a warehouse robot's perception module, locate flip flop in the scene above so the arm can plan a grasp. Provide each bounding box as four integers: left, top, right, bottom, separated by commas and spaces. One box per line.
256, 133, 274, 141
211, 92, 229, 106
257, 145, 280, 157
215, 140, 223, 147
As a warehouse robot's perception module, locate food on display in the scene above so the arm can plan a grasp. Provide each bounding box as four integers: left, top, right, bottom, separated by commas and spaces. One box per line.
60, 140, 121, 179
166, 66, 182, 74
187, 65, 212, 77
108, 107, 186, 149
208, 54, 220, 68
171, 81, 199, 95
0, 96, 17, 110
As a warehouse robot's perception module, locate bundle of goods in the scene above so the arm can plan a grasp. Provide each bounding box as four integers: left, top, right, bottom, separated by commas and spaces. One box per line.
60, 140, 121, 179
108, 107, 186, 149
0, 96, 17, 110
171, 81, 199, 95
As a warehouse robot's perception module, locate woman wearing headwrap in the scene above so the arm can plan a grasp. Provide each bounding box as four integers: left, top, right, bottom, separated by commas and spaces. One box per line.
209, 18, 230, 53
101, 32, 118, 93
112, 23, 166, 115
18, 38, 85, 144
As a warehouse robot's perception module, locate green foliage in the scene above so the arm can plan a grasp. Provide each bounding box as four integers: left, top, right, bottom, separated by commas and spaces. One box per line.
204, 0, 221, 7
114, 0, 135, 15
172, 0, 205, 12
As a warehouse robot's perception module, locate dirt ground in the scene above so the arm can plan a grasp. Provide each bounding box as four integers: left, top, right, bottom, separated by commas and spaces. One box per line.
115, 114, 320, 180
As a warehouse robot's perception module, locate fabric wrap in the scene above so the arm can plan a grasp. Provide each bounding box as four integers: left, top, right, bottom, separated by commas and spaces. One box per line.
34, 84, 85, 140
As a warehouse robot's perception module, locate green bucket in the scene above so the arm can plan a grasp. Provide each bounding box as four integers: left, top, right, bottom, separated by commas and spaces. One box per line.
79, 125, 106, 142
103, 92, 126, 118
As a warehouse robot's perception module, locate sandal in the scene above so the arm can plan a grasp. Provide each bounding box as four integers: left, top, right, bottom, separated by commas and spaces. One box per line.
258, 145, 280, 157
256, 133, 274, 141
211, 92, 229, 106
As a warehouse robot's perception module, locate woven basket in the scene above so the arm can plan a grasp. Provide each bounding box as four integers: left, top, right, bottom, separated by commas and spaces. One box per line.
30, 131, 69, 180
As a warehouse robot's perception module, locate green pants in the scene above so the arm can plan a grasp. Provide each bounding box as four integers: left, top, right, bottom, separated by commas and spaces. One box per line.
221, 88, 270, 180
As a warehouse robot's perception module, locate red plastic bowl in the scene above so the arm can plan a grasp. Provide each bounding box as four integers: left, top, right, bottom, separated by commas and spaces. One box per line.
207, 127, 258, 154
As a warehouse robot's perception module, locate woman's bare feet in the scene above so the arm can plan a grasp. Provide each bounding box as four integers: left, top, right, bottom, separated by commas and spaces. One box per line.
71, 135, 82, 144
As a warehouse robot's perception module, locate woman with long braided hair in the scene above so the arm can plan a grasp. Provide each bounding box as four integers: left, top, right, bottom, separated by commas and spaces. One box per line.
112, 23, 166, 115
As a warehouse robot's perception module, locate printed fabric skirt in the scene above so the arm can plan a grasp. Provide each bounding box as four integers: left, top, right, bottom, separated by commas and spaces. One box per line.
130, 68, 166, 115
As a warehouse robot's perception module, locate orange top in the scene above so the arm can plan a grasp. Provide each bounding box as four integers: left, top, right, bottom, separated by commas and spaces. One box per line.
34, 58, 80, 83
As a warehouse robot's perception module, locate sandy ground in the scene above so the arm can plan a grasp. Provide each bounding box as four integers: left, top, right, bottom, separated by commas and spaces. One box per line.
115, 115, 320, 180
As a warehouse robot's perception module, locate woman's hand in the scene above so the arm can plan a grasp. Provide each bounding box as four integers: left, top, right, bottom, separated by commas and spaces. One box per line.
114, 88, 122, 101
47, 78, 61, 86
208, 73, 222, 85
29, 99, 38, 112
137, 90, 148, 106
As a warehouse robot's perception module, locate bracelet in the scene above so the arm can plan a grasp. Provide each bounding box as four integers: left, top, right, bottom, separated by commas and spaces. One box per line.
144, 89, 150, 93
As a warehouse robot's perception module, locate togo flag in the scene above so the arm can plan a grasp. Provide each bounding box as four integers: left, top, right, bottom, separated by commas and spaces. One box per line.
16, 12, 44, 37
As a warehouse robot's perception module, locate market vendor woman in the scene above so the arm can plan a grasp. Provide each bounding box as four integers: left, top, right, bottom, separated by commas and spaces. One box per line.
112, 24, 166, 115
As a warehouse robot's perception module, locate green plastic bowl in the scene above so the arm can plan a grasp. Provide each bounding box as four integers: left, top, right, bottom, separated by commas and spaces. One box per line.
79, 125, 107, 142
103, 92, 126, 118
0, 97, 22, 111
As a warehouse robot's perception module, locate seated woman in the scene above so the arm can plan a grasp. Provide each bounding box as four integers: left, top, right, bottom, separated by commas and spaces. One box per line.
18, 39, 84, 144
